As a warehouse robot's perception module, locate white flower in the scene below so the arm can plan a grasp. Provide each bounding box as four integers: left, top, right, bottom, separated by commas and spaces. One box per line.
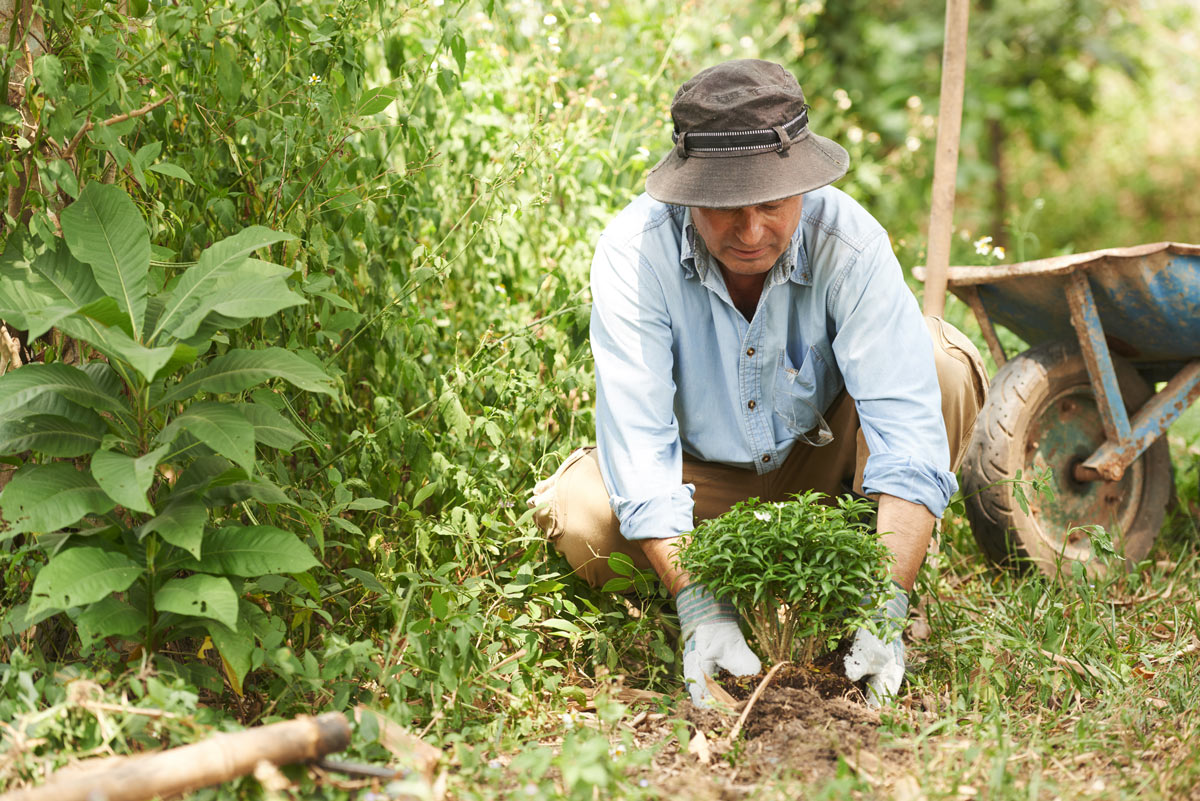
609, 743, 627, 758
847, 126, 863, 144
993, 246, 1006, 260
754, 510, 772, 522
589, 12, 602, 24
307, 73, 322, 85
739, 35, 754, 49
905, 136, 921, 152
834, 88, 852, 110
906, 95, 922, 109
548, 35, 559, 45
636, 146, 650, 158
974, 236, 993, 256
543, 13, 557, 25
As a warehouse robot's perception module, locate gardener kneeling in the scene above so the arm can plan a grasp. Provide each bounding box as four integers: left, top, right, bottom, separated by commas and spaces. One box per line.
531, 60, 988, 706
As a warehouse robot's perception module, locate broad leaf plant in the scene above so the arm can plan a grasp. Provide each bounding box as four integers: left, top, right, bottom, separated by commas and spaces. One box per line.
0, 182, 334, 692
678, 491, 895, 666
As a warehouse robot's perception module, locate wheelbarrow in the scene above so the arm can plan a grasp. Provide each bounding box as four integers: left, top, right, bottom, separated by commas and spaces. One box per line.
917, 242, 1200, 573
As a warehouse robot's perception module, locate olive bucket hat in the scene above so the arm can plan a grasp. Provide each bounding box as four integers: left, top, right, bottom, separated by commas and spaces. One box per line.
645, 59, 849, 209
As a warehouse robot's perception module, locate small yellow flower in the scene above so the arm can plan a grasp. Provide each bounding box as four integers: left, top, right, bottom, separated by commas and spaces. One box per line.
308, 73, 322, 85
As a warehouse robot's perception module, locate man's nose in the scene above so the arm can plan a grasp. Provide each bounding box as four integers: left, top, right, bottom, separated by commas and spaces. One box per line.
736, 210, 765, 243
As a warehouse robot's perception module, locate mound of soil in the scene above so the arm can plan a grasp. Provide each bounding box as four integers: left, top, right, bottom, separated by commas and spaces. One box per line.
650, 664, 910, 799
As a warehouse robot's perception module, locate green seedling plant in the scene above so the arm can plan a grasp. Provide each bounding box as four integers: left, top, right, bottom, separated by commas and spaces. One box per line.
0, 182, 334, 692
678, 491, 894, 666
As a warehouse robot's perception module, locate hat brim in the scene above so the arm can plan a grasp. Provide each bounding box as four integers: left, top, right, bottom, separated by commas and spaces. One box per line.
644, 131, 849, 209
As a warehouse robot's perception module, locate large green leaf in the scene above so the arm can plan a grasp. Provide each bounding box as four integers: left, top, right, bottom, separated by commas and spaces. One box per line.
155, 574, 238, 630
152, 227, 295, 343
0, 362, 126, 417
157, 402, 255, 472
169, 259, 304, 340
140, 497, 207, 557
91, 445, 168, 515
1, 463, 116, 538
183, 525, 318, 576
57, 314, 177, 382
76, 596, 144, 650
207, 619, 254, 695
238, 403, 306, 450
158, 348, 335, 406
0, 237, 103, 338
60, 183, 150, 340
28, 547, 142, 616
0, 413, 106, 457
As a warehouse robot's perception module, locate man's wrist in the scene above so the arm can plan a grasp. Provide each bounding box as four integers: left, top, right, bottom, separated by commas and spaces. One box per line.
638, 535, 690, 595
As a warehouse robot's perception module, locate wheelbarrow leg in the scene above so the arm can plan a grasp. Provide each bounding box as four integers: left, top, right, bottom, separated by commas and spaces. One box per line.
1064, 269, 1132, 448
1078, 359, 1200, 483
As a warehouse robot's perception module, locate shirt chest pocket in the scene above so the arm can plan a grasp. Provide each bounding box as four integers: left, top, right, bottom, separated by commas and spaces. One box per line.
775, 346, 836, 446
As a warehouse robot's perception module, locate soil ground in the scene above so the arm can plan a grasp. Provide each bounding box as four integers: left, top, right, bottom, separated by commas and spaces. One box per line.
624, 662, 916, 800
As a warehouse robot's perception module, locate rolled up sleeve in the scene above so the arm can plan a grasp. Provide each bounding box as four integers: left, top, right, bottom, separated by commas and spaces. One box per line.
590, 235, 694, 541
828, 233, 958, 517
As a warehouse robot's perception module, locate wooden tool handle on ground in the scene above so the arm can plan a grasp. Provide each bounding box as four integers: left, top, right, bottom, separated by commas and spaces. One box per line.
0, 712, 351, 801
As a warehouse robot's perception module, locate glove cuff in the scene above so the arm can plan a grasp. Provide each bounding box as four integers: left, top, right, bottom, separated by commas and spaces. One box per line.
676, 583, 739, 643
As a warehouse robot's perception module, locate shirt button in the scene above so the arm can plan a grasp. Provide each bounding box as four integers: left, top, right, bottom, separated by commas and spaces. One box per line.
762, 454, 771, 463
746, 347, 756, 357
747, 400, 756, 410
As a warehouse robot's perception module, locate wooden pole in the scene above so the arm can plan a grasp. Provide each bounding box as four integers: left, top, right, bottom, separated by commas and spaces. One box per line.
0, 713, 351, 801
922, 0, 971, 318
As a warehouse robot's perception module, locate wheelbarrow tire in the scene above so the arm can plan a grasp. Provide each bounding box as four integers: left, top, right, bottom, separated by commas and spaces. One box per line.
961, 340, 1173, 576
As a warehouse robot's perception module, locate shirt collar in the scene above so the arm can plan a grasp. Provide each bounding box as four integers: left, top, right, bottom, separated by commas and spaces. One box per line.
679, 207, 812, 287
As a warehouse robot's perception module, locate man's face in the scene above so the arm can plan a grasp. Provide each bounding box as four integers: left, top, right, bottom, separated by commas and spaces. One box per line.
691, 195, 804, 276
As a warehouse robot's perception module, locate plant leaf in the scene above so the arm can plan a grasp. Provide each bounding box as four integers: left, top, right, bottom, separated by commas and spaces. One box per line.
157, 402, 255, 473
60, 183, 150, 340
207, 620, 254, 696
0, 413, 106, 457
28, 547, 142, 616
147, 161, 194, 184
182, 525, 318, 577
1, 463, 116, 539
0, 362, 126, 418
238, 403, 306, 450
140, 497, 207, 558
152, 227, 295, 342
91, 445, 168, 515
159, 348, 335, 406
155, 574, 239, 630
76, 596, 144, 650
57, 315, 177, 382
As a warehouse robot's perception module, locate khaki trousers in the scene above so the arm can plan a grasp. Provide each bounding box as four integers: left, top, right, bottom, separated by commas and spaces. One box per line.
532, 316, 989, 588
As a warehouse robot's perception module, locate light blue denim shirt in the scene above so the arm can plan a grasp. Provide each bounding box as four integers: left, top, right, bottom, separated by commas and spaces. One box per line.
589, 186, 957, 542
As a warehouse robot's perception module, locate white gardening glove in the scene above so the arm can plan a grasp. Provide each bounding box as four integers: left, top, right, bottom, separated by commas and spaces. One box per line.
677, 584, 761, 706
844, 582, 909, 707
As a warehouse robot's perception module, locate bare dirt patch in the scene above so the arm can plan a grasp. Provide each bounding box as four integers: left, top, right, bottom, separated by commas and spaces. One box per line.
645, 665, 913, 799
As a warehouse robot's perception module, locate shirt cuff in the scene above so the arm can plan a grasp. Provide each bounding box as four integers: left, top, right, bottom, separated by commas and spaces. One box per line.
609, 484, 695, 541
861, 453, 959, 518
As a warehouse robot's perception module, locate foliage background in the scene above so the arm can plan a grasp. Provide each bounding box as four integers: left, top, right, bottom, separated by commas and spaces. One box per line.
1, 0, 1199, 798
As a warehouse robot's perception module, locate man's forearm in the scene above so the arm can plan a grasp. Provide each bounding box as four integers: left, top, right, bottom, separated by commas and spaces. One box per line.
877, 494, 935, 591
639, 536, 690, 596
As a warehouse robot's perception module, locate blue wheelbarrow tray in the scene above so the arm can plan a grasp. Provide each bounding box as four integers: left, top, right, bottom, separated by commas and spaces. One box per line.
917, 241, 1200, 485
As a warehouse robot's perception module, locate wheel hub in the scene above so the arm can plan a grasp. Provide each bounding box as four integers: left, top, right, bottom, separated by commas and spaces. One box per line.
1026, 387, 1144, 561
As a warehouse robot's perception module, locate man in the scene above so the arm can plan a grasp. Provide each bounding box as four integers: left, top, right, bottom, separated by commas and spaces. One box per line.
531, 60, 987, 706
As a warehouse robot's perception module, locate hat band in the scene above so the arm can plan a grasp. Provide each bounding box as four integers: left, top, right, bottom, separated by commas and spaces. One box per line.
672, 107, 810, 158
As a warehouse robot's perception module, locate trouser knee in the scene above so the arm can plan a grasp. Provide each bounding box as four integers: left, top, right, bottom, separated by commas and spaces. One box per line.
529, 448, 652, 589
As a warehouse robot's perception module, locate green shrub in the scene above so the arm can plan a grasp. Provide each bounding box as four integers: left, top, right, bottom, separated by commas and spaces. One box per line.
0, 182, 332, 693
677, 492, 893, 666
